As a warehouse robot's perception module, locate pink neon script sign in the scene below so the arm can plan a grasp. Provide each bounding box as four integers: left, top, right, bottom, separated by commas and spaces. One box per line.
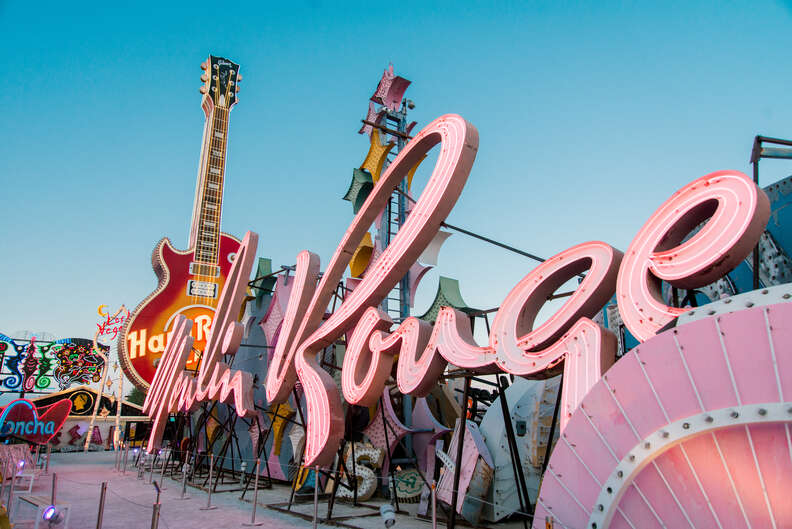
265, 114, 479, 466
142, 108, 770, 474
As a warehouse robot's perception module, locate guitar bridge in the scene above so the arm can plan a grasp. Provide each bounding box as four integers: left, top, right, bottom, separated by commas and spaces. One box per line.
187, 280, 218, 298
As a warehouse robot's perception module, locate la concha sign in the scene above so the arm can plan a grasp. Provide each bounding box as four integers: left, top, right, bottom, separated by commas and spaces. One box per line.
144, 114, 778, 527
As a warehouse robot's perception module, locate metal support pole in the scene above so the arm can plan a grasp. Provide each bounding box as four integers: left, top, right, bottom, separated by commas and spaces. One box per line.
351, 440, 358, 506
122, 444, 129, 475
312, 465, 319, 529
114, 444, 121, 471
148, 453, 157, 484
159, 451, 169, 490
178, 460, 191, 500
243, 458, 263, 526
201, 452, 218, 510
85, 306, 125, 451
431, 480, 437, 529
379, 396, 399, 510
448, 375, 471, 529
497, 375, 532, 526
96, 482, 107, 529
540, 376, 564, 479
753, 157, 761, 290
150, 503, 161, 529
45, 443, 51, 474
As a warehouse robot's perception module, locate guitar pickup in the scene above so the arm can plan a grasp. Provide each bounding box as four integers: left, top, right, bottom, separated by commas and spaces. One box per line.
189, 262, 220, 277
187, 280, 218, 298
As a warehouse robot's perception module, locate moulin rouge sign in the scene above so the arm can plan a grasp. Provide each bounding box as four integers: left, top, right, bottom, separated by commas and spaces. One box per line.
143, 114, 769, 467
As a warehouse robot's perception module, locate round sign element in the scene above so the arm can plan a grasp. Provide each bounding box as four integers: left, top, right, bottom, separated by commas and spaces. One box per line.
394, 468, 423, 503
534, 301, 792, 529
69, 390, 95, 416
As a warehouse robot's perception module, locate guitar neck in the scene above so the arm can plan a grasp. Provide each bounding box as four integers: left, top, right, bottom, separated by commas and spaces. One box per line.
189, 104, 230, 264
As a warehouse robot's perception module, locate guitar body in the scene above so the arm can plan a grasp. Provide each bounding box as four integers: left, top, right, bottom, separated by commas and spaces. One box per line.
119, 233, 240, 389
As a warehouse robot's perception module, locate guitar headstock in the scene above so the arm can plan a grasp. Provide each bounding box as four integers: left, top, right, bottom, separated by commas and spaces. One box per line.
199, 55, 241, 109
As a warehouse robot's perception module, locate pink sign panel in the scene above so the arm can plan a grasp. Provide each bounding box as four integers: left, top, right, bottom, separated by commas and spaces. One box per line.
533, 303, 792, 529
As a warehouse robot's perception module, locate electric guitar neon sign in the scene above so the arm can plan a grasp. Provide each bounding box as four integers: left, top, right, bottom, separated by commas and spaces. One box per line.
144, 113, 769, 470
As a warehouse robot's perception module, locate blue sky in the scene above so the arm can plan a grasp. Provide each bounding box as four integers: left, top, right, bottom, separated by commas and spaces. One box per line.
2, 1, 792, 340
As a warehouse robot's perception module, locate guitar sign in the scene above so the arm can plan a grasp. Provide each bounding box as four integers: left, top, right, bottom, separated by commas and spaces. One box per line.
119, 55, 243, 389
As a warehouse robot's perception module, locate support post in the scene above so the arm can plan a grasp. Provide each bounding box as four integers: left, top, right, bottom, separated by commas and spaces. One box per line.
85, 305, 125, 451
379, 395, 399, 511
159, 451, 169, 490
114, 375, 123, 450
497, 375, 532, 526
431, 480, 437, 529
45, 443, 51, 474
243, 458, 264, 526
351, 439, 358, 506
287, 389, 307, 512
122, 444, 129, 475
150, 503, 161, 529
540, 375, 564, 479
178, 457, 191, 500
148, 452, 157, 484
312, 465, 319, 529
753, 156, 761, 290
448, 375, 471, 529
96, 482, 107, 529
201, 452, 218, 510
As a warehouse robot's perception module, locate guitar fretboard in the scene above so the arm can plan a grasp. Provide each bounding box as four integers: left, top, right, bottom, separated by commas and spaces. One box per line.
193, 107, 229, 264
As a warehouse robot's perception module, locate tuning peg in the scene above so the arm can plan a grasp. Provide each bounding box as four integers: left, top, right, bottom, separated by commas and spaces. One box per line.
237, 74, 242, 82
199, 86, 207, 94
200, 61, 208, 70
200, 74, 208, 82
235, 85, 240, 92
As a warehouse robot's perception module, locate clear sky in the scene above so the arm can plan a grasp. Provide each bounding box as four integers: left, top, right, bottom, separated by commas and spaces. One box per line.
2, 1, 792, 340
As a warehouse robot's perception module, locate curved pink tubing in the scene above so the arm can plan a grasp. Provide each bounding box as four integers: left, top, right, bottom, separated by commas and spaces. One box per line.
617, 171, 769, 342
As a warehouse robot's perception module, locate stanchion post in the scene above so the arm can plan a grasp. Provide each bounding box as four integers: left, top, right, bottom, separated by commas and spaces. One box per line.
96, 481, 107, 529
122, 444, 129, 475
178, 459, 191, 500
148, 453, 157, 484
45, 443, 51, 474
242, 458, 263, 526
150, 503, 161, 529
51, 472, 57, 505
201, 452, 217, 510
159, 451, 168, 490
